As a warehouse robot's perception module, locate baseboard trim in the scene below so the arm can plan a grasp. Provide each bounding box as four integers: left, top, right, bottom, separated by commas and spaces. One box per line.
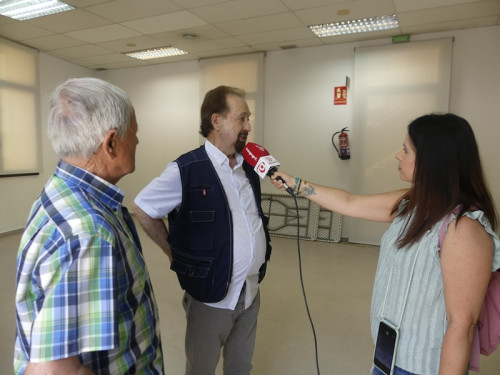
0, 228, 23, 237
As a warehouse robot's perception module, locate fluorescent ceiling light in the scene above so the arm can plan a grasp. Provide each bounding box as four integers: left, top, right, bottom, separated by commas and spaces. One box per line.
0, 0, 75, 21
125, 47, 188, 60
309, 14, 399, 37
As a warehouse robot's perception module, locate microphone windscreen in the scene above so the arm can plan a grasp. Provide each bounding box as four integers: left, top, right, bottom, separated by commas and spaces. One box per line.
242, 142, 293, 195
242, 142, 269, 168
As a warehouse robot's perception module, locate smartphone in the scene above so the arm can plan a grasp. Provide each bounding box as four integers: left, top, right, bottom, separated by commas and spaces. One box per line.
373, 320, 399, 375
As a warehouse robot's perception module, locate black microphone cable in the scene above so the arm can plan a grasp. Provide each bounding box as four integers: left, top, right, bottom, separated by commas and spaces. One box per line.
289, 192, 321, 375
267, 172, 320, 374
269, 191, 320, 375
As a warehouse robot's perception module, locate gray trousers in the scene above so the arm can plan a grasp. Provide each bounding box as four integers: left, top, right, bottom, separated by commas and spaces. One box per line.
182, 286, 260, 375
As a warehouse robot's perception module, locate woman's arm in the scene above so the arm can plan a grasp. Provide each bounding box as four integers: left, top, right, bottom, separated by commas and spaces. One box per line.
271, 171, 408, 223
439, 216, 493, 375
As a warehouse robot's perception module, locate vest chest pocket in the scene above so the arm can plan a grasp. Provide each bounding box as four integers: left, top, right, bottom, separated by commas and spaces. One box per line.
190, 210, 214, 222
187, 184, 214, 198
187, 210, 215, 252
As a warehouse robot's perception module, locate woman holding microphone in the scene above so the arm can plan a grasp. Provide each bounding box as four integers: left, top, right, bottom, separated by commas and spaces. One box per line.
271, 113, 500, 375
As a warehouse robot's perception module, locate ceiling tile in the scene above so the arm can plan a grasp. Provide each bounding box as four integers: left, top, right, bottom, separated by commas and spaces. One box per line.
50, 44, 111, 59
121, 11, 207, 34
237, 26, 317, 45
176, 37, 247, 53
26, 9, 112, 33
85, 0, 181, 22
81, 53, 133, 64
0, 15, 15, 26
65, 24, 141, 43
190, 0, 288, 23
394, 0, 485, 13
294, 0, 397, 25
0, 22, 53, 41
281, 0, 347, 11
398, 1, 500, 27
65, 0, 112, 7
251, 38, 323, 51
170, 0, 227, 8
216, 12, 303, 35
401, 15, 500, 33
98, 36, 166, 52
22, 34, 86, 50
151, 24, 230, 45
196, 46, 257, 58
64, 59, 99, 69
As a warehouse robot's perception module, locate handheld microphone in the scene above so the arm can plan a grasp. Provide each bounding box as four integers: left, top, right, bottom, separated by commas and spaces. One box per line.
242, 142, 294, 195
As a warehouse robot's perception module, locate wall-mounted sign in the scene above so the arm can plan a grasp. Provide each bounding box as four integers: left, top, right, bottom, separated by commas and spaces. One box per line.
334, 86, 347, 105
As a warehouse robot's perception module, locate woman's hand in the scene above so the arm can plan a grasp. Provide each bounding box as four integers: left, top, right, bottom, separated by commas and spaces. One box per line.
270, 171, 296, 193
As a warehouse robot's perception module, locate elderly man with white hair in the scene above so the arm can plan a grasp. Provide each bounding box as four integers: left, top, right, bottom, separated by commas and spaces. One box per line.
14, 77, 164, 375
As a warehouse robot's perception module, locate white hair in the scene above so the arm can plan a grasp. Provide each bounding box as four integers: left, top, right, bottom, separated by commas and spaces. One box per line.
48, 77, 133, 159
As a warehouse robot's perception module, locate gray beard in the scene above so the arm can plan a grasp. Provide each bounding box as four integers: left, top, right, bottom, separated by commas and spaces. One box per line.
235, 140, 245, 153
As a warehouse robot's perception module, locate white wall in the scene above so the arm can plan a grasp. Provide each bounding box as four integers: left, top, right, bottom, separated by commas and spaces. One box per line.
1, 25, 499, 240
448, 27, 500, 220
99, 61, 201, 209
263, 42, 355, 192
263, 26, 500, 241
0, 53, 93, 233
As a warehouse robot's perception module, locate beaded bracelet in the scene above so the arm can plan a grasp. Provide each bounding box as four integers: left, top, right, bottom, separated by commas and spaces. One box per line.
296, 178, 303, 196
296, 179, 309, 196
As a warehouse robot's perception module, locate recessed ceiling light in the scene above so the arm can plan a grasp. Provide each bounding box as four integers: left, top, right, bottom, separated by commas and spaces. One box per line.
0, 0, 75, 21
125, 47, 188, 60
309, 14, 399, 37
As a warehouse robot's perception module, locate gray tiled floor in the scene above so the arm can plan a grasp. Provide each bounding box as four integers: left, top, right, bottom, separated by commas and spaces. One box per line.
2, 223, 499, 374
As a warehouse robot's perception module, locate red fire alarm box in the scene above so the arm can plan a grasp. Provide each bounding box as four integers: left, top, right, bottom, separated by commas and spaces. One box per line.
334, 86, 347, 105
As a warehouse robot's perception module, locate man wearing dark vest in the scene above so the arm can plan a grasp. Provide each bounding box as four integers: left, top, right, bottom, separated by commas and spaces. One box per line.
133, 85, 271, 375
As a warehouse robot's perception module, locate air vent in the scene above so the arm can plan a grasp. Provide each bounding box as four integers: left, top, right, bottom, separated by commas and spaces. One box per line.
179, 33, 200, 40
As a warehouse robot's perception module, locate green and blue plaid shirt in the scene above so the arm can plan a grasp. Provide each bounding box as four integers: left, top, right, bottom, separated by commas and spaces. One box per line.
14, 161, 164, 374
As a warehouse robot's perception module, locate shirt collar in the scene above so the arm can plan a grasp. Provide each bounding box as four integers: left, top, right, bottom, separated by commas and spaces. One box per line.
55, 160, 125, 211
204, 139, 243, 168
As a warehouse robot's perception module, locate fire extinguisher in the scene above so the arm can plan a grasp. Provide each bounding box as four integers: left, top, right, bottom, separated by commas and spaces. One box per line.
332, 127, 350, 160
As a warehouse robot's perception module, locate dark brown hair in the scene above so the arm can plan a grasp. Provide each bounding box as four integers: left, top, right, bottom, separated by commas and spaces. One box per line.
199, 85, 246, 138
393, 113, 497, 248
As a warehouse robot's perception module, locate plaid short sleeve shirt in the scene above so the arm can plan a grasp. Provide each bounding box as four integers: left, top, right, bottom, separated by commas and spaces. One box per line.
14, 161, 164, 374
